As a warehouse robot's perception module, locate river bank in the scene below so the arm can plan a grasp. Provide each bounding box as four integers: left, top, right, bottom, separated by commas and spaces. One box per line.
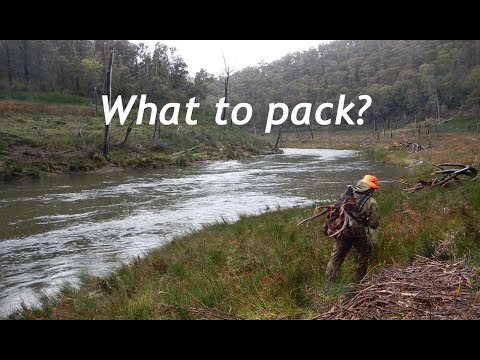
265, 114, 480, 167
1, 148, 406, 318
3, 104, 480, 319
0, 99, 277, 183
5, 140, 480, 319
9, 174, 480, 319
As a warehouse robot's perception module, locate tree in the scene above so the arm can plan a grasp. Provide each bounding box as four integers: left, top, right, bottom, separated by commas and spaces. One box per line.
221, 51, 234, 126
0, 40, 13, 86
194, 68, 214, 101
102, 50, 114, 158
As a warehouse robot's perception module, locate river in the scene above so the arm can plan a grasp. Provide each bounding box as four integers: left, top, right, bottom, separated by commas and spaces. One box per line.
0, 148, 406, 316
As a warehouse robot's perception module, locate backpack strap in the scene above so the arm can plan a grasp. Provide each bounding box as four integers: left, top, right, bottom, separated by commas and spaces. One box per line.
355, 192, 373, 212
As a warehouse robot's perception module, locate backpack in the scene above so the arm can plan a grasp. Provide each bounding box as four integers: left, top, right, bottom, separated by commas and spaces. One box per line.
322, 185, 372, 238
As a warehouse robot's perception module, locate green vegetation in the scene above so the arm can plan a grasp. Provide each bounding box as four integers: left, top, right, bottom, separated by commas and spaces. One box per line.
0, 40, 213, 107
9, 166, 480, 319
0, 99, 276, 182
0, 89, 91, 105
217, 40, 480, 133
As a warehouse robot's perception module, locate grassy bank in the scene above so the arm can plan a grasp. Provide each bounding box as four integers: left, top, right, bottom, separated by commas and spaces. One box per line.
5, 109, 480, 319
266, 114, 480, 167
9, 162, 480, 319
0, 98, 276, 182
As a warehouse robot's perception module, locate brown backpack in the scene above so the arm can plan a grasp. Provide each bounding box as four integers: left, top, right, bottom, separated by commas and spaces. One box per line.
322, 185, 372, 238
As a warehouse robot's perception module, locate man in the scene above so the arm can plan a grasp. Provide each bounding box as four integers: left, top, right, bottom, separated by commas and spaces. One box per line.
325, 175, 380, 282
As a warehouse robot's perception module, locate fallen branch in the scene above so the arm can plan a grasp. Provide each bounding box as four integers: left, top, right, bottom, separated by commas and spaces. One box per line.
297, 208, 329, 227
390, 140, 435, 153
403, 164, 477, 193
171, 145, 203, 157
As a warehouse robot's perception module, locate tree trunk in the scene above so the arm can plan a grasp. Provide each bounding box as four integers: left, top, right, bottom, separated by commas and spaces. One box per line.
3, 41, 13, 86
102, 50, 114, 158
221, 74, 229, 125
23, 40, 29, 82
94, 86, 98, 116
122, 118, 136, 144
308, 125, 314, 140
152, 118, 161, 139
414, 112, 418, 137
274, 125, 284, 149
373, 117, 378, 139
37, 50, 45, 91
435, 88, 441, 120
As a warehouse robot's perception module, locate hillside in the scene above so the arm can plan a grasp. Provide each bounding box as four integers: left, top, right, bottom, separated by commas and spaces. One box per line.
208, 40, 480, 132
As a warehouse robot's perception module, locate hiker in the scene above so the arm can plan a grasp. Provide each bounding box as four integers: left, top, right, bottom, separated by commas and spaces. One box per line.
324, 175, 380, 282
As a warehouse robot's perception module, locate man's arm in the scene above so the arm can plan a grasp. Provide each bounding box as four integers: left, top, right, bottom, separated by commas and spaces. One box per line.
367, 199, 380, 229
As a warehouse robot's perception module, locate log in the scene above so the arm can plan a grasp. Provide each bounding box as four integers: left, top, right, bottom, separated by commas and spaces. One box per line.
171, 145, 203, 157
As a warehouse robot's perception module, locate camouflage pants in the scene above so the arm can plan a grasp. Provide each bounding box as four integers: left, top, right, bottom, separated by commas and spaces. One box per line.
325, 228, 372, 282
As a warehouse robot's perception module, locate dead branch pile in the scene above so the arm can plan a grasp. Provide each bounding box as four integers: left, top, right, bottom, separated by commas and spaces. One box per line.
403, 163, 478, 193
313, 257, 480, 320
390, 140, 435, 153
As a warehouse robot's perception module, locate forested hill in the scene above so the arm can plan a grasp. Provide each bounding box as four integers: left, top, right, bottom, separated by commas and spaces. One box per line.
207, 40, 480, 130
0, 40, 215, 104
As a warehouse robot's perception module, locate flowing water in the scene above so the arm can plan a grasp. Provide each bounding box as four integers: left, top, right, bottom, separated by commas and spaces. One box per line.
0, 148, 406, 315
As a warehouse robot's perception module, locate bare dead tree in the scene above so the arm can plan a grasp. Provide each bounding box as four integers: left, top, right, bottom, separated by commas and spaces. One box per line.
122, 118, 136, 145
221, 50, 234, 126
274, 123, 287, 149
435, 88, 441, 120
308, 125, 314, 140
102, 50, 114, 158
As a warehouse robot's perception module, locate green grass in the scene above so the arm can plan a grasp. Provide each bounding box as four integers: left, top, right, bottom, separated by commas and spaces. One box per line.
0, 88, 91, 105
361, 144, 417, 167
9, 169, 480, 319
437, 114, 480, 133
